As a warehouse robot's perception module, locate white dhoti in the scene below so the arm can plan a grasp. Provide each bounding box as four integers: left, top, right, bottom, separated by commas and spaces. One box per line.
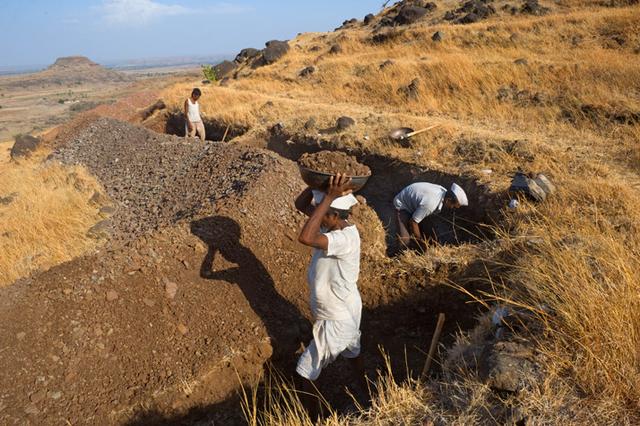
296, 293, 362, 381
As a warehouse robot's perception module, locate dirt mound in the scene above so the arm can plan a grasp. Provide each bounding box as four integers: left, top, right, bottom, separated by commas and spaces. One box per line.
53, 118, 273, 243
298, 150, 371, 176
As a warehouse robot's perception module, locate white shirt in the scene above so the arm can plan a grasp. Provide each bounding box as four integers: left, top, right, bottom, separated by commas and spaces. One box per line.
393, 182, 446, 223
186, 98, 201, 123
307, 225, 361, 321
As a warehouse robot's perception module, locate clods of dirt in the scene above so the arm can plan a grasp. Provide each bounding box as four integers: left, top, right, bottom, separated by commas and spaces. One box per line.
298, 150, 371, 176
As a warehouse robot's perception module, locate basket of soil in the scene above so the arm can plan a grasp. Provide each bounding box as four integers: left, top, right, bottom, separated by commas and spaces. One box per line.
298, 151, 371, 191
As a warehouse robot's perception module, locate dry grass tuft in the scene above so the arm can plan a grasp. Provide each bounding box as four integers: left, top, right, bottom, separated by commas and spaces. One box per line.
0, 142, 104, 286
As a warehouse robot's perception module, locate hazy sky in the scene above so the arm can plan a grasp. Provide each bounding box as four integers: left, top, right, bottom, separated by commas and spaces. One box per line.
0, 0, 383, 68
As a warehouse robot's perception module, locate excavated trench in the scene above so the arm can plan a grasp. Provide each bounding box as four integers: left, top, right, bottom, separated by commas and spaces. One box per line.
267, 132, 503, 255
149, 110, 248, 142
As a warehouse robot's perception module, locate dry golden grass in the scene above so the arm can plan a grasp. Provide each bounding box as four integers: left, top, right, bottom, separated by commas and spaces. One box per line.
0, 141, 104, 286
159, 3, 640, 423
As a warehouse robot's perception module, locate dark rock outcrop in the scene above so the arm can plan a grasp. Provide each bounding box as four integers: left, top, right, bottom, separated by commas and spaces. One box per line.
521, 0, 549, 15
394, 6, 430, 25
263, 40, 290, 65
11, 134, 42, 159
213, 60, 238, 79
235, 48, 261, 63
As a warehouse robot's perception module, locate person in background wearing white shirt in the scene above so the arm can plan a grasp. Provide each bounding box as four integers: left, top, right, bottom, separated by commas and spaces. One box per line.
393, 182, 469, 248
294, 173, 365, 416
184, 88, 206, 141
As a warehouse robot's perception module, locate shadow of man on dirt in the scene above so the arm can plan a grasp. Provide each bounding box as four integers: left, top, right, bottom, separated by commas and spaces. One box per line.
190, 216, 309, 363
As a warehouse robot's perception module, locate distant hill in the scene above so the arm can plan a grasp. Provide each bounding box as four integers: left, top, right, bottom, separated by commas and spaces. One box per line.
0, 56, 129, 88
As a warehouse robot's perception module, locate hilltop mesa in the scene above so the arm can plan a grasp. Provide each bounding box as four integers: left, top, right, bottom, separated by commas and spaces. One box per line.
1, 55, 128, 88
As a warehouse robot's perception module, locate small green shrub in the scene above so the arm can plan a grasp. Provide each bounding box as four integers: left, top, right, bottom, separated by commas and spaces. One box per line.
201, 65, 217, 82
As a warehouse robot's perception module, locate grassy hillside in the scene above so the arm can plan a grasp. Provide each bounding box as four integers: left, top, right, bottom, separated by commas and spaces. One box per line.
161, 1, 640, 423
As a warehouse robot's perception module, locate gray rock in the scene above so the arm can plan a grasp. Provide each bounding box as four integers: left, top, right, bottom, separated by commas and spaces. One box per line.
304, 118, 317, 130
394, 6, 430, 25
213, 60, 237, 79
514, 58, 528, 65
458, 12, 480, 24
336, 116, 356, 130
87, 220, 112, 239
478, 341, 538, 392
329, 44, 343, 54
263, 40, 290, 64
432, 31, 444, 42
235, 47, 261, 63
534, 174, 555, 195
364, 13, 375, 25
99, 205, 116, 215
521, 0, 549, 15
11, 134, 41, 159
299, 66, 316, 77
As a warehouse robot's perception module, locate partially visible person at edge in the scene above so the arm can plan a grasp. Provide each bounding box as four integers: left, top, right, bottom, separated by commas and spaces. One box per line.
393, 182, 468, 248
184, 88, 205, 141
294, 174, 365, 415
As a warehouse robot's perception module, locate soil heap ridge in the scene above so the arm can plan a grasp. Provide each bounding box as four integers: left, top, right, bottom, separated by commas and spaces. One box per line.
53, 118, 276, 244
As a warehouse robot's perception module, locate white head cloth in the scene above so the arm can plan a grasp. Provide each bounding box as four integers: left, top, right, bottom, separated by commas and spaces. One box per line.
312, 190, 358, 210
450, 183, 468, 206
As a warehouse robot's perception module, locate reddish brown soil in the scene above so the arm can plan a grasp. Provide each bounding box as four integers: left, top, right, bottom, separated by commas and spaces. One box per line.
298, 151, 371, 176
0, 116, 486, 425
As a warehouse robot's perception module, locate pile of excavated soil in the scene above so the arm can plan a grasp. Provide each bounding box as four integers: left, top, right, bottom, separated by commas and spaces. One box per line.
298, 150, 371, 176
53, 117, 273, 243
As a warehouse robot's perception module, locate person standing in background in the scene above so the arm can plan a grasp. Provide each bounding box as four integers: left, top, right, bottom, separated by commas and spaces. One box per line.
184, 88, 205, 141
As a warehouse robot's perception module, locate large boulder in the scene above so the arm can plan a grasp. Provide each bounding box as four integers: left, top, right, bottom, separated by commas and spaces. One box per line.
263, 40, 290, 65
521, 0, 549, 15
364, 13, 375, 25
394, 6, 430, 25
213, 60, 238, 79
235, 48, 261, 63
10, 134, 41, 159
456, 0, 495, 23
336, 116, 356, 131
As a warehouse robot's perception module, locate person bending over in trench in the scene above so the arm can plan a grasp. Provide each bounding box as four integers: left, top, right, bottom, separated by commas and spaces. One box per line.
294, 174, 365, 415
184, 88, 206, 141
394, 182, 468, 249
